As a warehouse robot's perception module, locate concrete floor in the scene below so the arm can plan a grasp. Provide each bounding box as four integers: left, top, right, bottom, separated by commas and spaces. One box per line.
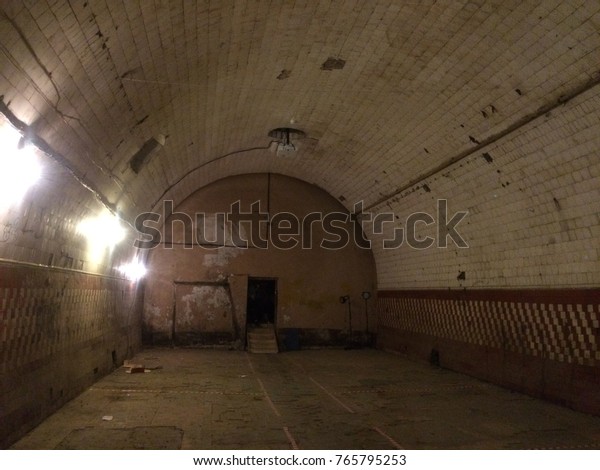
11, 349, 600, 450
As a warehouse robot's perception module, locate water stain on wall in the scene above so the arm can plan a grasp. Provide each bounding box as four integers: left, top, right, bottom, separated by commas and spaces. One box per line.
175, 284, 233, 334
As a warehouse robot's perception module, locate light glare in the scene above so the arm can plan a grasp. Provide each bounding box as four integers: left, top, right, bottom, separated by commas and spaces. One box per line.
77, 212, 126, 247
78, 212, 126, 264
0, 126, 41, 208
117, 258, 147, 281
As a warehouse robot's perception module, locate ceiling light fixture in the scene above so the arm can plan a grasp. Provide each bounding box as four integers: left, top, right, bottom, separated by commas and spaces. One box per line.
268, 127, 305, 157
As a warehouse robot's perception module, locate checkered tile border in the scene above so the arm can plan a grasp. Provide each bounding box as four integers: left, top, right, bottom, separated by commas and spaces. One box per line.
0, 264, 138, 374
378, 291, 600, 366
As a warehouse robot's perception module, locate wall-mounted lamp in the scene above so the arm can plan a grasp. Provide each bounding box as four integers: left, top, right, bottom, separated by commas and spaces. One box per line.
0, 124, 41, 209
117, 256, 147, 282
77, 211, 126, 264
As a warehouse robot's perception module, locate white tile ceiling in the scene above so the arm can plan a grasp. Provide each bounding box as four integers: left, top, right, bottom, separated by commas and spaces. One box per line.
1, 0, 599, 221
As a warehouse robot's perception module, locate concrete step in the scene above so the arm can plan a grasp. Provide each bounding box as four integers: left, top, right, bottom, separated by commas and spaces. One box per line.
248, 331, 276, 339
247, 326, 278, 354
248, 346, 278, 354
249, 346, 278, 351
248, 338, 277, 344
248, 340, 276, 346
249, 339, 278, 347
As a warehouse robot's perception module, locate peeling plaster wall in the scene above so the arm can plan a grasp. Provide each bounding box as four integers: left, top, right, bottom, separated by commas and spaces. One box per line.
142, 174, 377, 348
174, 283, 235, 345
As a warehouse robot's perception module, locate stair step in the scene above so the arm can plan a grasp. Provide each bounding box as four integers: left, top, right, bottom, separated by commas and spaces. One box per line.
249, 341, 277, 346
249, 342, 277, 349
247, 325, 278, 354
248, 335, 276, 341
248, 338, 277, 344
248, 329, 276, 335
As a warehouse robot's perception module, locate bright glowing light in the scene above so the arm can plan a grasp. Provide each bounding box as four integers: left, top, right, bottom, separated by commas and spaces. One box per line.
78, 211, 126, 264
78, 212, 126, 246
117, 257, 147, 281
0, 125, 42, 208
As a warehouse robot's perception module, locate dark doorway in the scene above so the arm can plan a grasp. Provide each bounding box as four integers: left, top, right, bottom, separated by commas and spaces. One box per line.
246, 278, 277, 326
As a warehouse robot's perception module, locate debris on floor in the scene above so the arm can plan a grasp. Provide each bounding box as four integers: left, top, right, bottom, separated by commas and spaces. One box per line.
101, 416, 113, 421
123, 360, 145, 374
123, 360, 141, 367
141, 357, 162, 371
123, 359, 162, 373
11, 350, 600, 450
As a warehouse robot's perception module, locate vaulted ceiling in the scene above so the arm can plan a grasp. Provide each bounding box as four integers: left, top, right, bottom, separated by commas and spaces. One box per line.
1, 0, 599, 223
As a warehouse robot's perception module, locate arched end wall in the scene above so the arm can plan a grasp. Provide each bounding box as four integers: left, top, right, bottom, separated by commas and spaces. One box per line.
142, 173, 377, 349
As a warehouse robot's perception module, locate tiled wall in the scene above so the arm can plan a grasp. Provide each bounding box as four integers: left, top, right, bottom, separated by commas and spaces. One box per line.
377, 289, 600, 415
0, 261, 143, 448
368, 85, 600, 291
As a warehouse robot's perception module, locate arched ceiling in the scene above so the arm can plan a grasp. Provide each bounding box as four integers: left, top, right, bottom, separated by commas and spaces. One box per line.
1, 0, 599, 221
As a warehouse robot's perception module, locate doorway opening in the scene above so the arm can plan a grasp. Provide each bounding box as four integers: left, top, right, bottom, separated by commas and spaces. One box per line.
246, 278, 277, 326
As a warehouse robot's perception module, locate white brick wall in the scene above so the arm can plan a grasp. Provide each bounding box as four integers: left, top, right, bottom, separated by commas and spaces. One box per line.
369, 86, 600, 289
0, 1, 598, 285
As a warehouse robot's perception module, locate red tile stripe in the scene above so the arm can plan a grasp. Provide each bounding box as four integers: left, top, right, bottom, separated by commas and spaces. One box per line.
377, 289, 600, 366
